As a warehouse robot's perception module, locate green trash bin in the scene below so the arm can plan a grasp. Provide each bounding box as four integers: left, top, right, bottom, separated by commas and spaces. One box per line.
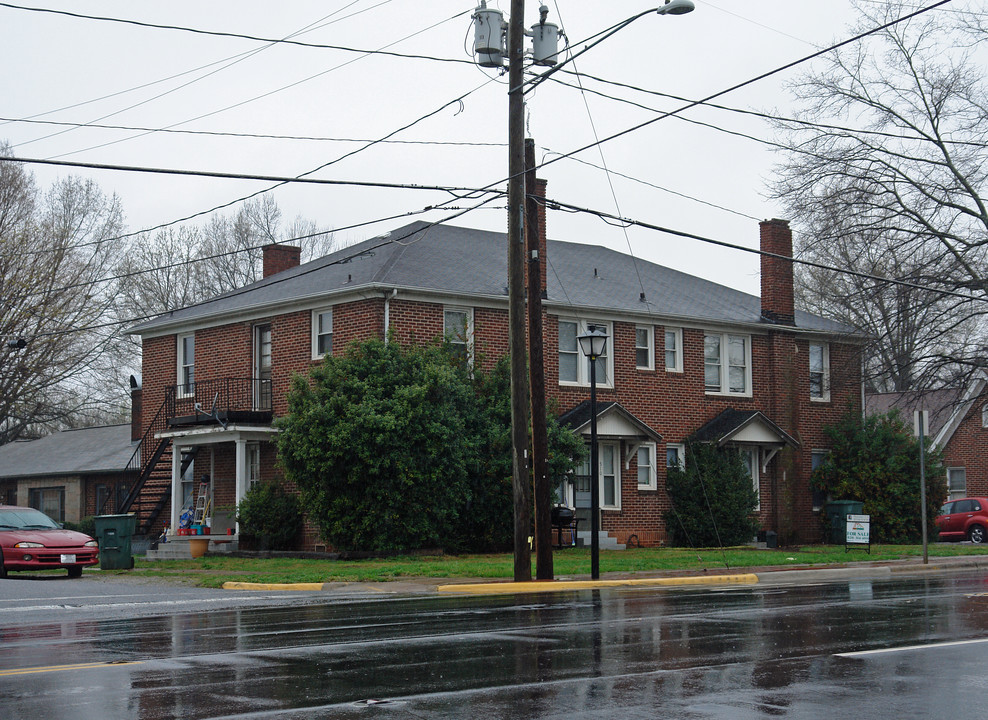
824, 501, 864, 544
94, 514, 136, 570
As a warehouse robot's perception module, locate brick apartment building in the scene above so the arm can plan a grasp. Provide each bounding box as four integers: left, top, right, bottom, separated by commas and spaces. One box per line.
127, 207, 863, 549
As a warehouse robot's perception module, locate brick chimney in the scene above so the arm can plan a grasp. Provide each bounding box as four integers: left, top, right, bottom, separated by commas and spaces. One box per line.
526, 177, 548, 297
760, 218, 795, 326
262, 244, 301, 278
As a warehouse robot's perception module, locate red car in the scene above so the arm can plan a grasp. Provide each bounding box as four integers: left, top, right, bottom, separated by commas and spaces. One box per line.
935, 497, 988, 544
0, 505, 99, 578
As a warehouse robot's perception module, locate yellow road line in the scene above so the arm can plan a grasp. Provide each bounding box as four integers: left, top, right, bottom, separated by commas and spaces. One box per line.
438, 574, 759, 594
0, 661, 144, 677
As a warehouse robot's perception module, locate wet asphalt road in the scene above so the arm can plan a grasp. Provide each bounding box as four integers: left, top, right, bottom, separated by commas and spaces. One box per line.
3, 570, 988, 718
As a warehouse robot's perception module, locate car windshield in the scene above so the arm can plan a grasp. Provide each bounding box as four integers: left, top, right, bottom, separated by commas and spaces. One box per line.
0, 508, 60, 530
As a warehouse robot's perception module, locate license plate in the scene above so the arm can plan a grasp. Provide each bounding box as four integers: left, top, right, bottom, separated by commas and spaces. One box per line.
60, 554, 76, 563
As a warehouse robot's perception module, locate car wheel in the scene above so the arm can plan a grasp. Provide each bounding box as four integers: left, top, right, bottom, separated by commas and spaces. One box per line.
970, 525, 986, 544
67, 565, 83, 578
0, 553, 6, 579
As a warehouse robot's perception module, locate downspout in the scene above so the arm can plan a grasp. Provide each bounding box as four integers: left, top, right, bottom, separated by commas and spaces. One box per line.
384, 288, 398, 344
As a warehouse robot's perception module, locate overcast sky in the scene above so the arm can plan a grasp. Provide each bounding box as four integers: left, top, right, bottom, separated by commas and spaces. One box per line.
0, 0, 935, 296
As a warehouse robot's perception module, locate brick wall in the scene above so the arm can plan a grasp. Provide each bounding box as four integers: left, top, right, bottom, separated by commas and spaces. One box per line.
140, 290, 860, 549
942, 393, 988, 498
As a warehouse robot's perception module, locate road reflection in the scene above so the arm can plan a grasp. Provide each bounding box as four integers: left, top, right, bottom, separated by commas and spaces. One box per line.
3, 574, 988, 718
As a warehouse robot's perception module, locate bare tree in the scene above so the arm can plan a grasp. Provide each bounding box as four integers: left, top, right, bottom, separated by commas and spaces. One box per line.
770, 0, 988, 390
0, 148, 126, 444
120, 196, 336, 319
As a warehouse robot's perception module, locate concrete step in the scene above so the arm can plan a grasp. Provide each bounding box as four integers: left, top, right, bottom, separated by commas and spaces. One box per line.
576, 530, 626, 550
145, 535, 239, 560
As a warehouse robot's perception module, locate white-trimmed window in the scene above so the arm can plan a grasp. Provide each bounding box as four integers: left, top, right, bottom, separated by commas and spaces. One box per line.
246, 443, 261, 490
666, 443, 686, 470
637, 443, 657, 490
704, 332, 751, 396
664, 327, 683, 372
982, 405, 988, 428
601, 443, 620, 510
177, 333, 195, 397
809, 342, 830, 401
635, 326, 654, 370
312, 308, 333, 359
254, 324, 272, 410
444, 306, 473, 366
557, 319, 613, 387
739, 447, 760, 510
947, 467, 967, 501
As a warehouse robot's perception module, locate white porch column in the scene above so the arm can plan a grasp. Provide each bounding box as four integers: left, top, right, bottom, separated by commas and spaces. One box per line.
235, 437, 247, 533
170, 443, 182, 535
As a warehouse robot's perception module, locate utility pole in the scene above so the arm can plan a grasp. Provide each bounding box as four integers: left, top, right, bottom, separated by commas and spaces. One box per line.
507, 0, 532, 582
526, 138, 552, 580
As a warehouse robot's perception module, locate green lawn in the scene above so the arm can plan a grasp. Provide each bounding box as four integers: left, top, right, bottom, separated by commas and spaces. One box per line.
95, 544, 988, 589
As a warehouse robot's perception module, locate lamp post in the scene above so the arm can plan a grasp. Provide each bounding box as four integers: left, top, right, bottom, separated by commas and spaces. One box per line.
471, 0, 694, 582
578, 325, 608, 580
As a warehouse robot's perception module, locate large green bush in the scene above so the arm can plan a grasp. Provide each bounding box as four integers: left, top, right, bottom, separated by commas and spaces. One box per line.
664, 443, 760, 547
276, 339, 584, 553
236, 481, 302, 551
812, 409, 946, 543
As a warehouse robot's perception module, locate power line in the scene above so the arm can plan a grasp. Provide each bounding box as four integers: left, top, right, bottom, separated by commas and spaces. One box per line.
552, 67, 988, 149
44, 8, 477, 161
5, 201, 498, 302
0, 2, 475, 65
0, 117, 507, 147
4, 76, 499, 252
532, 0, 954, 175
13, 6, 354, 151
541, 146, 760, 222
0, 154, 506, 196
546, 195, 988, 305
20, 194, 503, 341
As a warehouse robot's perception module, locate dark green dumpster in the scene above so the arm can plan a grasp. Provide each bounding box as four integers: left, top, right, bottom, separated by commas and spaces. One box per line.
94, 514, 136, 570
824, 500, 864, 544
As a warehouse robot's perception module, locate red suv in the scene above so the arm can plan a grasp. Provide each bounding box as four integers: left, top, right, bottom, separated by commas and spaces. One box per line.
936, 497, 988, 543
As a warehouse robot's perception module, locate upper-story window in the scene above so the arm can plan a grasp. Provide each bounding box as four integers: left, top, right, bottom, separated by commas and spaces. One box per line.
444, 306, 473, 366
664, 327, 683, 372
558, 319, 613, 387
635, 326, 653, 370
312, 308, 333, 359
809, 342, 830, 401
704, 332, 751, 396
254, 324, 272, 410
177, 333, 195, 397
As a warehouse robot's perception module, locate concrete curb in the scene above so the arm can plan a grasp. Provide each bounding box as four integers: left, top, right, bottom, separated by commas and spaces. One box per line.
222, 582, 326, 591
437, 574, 759, 595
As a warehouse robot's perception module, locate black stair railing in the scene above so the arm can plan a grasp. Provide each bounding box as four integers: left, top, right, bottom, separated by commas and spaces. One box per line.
106, 378, 273, 533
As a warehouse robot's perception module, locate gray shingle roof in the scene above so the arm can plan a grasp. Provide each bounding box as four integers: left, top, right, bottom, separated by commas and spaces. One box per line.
129, 221, 857, 336
0, 425, 138, 479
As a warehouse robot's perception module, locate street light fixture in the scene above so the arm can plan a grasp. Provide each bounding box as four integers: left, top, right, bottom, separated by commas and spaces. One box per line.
578, 324, 608, 580
657, 0, 696, 16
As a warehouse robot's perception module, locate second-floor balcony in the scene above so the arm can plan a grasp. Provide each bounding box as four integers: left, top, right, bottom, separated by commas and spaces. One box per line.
167, 377, 273, 428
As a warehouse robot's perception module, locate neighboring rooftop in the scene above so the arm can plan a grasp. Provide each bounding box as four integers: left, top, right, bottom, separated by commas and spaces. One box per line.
0, 424, 138, 479
129, 221, 857, 336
